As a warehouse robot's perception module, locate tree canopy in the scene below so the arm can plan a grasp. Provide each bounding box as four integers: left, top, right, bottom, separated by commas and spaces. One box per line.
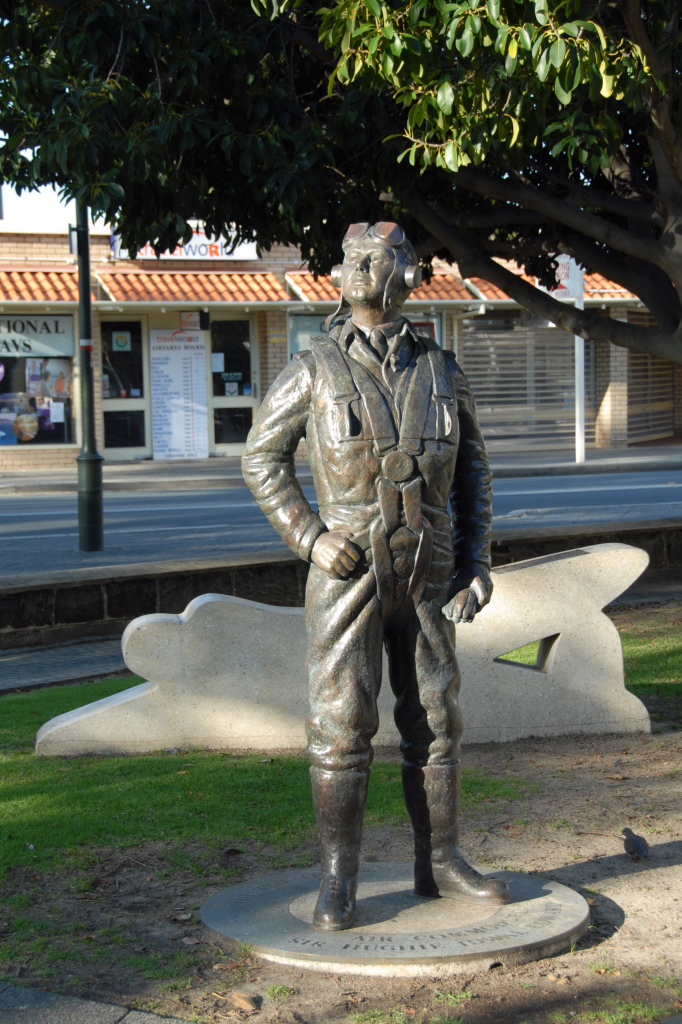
1, 0, 680, 360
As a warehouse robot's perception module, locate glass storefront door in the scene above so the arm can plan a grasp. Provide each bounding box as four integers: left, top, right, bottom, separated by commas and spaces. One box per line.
101, 318, 152, 459
209, 317, 259, 453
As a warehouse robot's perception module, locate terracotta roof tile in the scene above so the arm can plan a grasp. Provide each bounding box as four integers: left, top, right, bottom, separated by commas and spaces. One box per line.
466, 277, 510, 301
0, 269, 82, 302
98, 270, 288, 303
583, 272, 636, 300
286, 271, 472, 302
469, 271, 636, 302
286, 272, 337, 301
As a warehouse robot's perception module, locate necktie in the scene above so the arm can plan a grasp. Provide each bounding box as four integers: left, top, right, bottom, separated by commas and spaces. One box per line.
368, 327, 388, 361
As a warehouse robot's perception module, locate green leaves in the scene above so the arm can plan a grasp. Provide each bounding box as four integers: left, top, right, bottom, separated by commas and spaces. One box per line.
443, 140, 459, 171
549, 37, 566, 68
536, 49, 550, 81
437, 80, 455, 114
554, 76, 572, 104
456, 26, 474, 56
534, 0, 548, 26
0, 0, 661, 285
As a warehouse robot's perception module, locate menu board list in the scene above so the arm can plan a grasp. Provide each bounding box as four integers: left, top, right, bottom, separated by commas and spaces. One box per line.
150, 330, 208, 459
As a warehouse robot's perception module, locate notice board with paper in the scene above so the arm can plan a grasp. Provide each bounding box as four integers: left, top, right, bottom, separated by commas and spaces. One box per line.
150, 330, 208, 459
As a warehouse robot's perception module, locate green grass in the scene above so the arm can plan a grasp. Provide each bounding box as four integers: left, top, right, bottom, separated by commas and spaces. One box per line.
267, 985, 296, 1000
576, 1002, 669, 1024
615, 611, 682, 694
502, 610, 682, 701
0, 676, 529, 879
434, 990, 471, 1006
496, 640, 541, 666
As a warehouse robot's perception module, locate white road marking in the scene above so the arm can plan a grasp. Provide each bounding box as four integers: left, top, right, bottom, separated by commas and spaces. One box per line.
494, 482, 682, 496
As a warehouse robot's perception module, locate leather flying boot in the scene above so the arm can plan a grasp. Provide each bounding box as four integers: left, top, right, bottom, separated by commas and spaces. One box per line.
402, 762, 510, 904
310, 766, 369, 930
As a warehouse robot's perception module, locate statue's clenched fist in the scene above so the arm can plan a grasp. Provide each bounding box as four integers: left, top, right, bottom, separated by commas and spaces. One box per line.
443, 576, 492, 624
312, 531, 361, 580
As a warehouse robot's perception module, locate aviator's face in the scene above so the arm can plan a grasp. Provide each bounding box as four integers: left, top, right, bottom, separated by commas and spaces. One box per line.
341, 239, 394, 306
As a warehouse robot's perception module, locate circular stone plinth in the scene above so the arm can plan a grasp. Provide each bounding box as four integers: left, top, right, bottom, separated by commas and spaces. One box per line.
200, 863, 589, 977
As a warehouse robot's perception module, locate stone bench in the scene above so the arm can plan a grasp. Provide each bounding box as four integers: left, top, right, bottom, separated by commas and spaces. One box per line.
36, 542, 650, 756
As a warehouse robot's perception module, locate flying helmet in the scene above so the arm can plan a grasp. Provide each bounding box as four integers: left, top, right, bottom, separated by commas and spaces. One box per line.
331, 221, 422, 312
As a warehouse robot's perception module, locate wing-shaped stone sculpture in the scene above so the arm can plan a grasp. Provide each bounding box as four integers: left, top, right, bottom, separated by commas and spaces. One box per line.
35, 542, 650, 756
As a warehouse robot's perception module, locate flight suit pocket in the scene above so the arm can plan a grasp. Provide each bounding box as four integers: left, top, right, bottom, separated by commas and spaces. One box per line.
422, 393, 458, 443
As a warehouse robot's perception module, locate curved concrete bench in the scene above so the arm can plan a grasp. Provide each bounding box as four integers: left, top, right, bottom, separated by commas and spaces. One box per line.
36, 542, 650, 756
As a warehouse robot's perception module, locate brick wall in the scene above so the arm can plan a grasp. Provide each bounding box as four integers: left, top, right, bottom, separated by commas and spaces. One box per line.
259, 309, 289, 394
0, 232, 111, 264
674, 364, 682, 435
594, 338, 628, 448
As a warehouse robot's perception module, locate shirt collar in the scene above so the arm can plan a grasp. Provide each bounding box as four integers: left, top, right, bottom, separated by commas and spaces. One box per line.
339, 315, 415, 351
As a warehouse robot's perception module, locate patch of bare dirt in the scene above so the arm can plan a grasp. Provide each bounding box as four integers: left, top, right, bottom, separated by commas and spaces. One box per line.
2, 728, 680, 1023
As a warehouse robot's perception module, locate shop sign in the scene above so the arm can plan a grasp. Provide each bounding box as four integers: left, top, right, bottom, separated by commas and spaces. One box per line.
535, 255, 584, 302
0, 315, 74, 357
112, 223, 257, 261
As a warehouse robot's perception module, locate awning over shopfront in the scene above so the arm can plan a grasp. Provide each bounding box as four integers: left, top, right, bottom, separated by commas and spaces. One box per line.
0, 268, 84, 302
0, 266, 637, 308
286, 268, 637, 306
97, 270, 289, 304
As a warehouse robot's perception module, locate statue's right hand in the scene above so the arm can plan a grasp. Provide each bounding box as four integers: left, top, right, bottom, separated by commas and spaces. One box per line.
311, 531, 361, 580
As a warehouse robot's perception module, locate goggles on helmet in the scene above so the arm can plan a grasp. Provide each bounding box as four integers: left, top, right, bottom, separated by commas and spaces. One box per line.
342, 221, 406, 249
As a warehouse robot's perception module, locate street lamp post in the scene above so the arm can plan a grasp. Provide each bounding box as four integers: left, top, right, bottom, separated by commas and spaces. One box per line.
75, 203, 104, 550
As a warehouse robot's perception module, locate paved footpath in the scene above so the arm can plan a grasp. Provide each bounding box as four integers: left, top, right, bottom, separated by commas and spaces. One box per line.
0, 639, 126, 694
2, 443, 682, 494
0, 984, 185, 1023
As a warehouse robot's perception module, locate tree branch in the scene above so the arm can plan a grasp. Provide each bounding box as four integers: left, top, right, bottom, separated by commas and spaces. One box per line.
440, 206, 544, 229
552, 230, 681, 331
618, 0, 682, 188
532, 162, 656, 222
451, 166, 666, 268
402, 187, 682, 363
279, 17, 334, 65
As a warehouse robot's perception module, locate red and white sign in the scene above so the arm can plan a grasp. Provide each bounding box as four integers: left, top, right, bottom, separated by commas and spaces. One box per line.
112, 223, 257, 261
538, 255, 584, 303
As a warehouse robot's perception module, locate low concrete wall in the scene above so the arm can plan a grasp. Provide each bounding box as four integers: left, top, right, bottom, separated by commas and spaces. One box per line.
1, 517, 680, 650
0, 551, 308, 650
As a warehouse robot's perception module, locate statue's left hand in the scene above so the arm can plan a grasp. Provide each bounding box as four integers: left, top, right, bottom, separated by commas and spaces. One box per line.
442, 576, 491, 624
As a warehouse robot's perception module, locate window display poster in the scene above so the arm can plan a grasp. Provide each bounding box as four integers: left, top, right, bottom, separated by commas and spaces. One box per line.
112, 331, 132, 352
150, 330, 208, 459
25, 358, 72, 398
0, 410, 17, 444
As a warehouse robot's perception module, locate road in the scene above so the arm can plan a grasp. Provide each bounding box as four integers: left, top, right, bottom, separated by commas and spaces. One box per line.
2, 469, 682, 575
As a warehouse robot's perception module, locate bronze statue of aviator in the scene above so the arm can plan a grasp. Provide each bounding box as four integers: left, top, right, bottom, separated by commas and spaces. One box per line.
243, 221, 509, 931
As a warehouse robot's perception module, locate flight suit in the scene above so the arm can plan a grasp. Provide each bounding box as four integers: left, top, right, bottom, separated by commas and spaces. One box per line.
242, 314, 492, 772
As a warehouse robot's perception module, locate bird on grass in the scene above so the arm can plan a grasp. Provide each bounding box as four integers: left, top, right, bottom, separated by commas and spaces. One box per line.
622, 827, 650, 860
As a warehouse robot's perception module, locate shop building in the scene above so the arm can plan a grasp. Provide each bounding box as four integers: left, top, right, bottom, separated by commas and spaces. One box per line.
0, 224, 679, 471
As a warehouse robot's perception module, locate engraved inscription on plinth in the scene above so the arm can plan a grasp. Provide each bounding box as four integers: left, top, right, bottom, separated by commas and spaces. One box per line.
200, 863, 590, 978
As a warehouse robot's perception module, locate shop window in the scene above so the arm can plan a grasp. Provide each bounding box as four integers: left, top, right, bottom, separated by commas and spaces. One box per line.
104, 409, 146, 448
0, 355, 75, 445
288, 314, 328, 358
101, 321, 144, 398
211, 321, 252, 397
213, 407, 252, 444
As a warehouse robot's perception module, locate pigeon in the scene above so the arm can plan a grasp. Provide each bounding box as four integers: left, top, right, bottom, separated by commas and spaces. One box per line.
622, 827, 650, 860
